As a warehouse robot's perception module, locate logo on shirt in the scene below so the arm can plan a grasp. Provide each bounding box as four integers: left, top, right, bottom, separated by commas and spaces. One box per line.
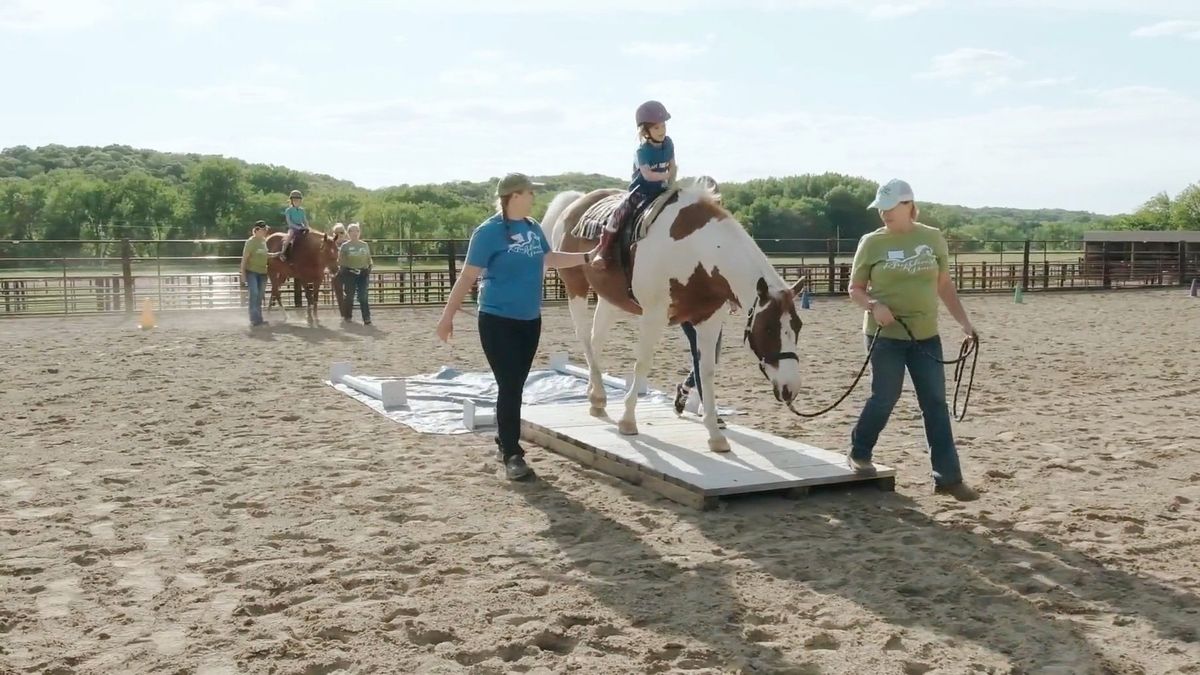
882, 244, 938, 274
507, 231, 544, 257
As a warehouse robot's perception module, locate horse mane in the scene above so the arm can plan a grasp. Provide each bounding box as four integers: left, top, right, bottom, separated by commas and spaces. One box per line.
673, 182, 789, 293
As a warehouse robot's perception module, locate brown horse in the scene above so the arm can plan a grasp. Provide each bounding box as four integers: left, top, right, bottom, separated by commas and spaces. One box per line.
265, 229, 340, 326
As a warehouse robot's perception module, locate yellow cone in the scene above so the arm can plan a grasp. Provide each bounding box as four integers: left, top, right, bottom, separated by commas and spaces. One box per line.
139, 298, 156, 330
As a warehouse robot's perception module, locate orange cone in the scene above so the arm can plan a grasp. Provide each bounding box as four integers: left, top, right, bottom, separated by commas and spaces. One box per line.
139, 298, 156, 330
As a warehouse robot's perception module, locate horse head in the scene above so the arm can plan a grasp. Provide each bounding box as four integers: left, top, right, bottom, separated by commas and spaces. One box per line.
320, 231, 339, 264
743, 275, 807, 403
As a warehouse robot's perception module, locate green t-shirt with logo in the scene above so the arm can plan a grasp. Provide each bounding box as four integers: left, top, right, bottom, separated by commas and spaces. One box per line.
339, 240, 372, 270
851, 223, 949, 341
242, 237, 269, 274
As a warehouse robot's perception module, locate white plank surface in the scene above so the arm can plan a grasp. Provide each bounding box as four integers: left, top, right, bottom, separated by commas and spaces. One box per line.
520, 402, 895, 498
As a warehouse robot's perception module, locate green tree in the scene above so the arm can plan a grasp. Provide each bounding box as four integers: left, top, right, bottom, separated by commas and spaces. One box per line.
1169, 183, 1200, 231
187, 159, 246, 237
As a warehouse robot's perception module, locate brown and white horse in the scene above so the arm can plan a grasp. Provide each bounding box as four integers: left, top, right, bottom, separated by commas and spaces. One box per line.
546, 181, 805, 452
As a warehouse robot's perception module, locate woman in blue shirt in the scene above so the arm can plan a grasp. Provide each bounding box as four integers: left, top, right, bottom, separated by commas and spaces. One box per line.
437, 173, 597, 481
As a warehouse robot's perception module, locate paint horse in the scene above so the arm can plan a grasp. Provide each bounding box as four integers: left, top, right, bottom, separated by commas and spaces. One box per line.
265, 228, 340, 327
545, 180, 806, 453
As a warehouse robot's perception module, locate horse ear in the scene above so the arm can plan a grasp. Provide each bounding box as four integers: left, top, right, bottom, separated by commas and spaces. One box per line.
789, 276, 807, 296
756, 277, 771, 305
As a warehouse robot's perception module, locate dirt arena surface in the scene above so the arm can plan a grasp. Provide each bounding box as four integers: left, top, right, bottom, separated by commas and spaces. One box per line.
2, 289, 1198, 674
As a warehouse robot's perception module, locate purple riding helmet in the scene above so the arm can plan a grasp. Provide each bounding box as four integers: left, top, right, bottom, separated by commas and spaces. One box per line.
635, 100, 671, 126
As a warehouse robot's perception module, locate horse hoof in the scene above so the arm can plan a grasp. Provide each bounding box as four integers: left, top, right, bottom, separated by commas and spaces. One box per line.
589, 406, 606, 418
708, 437, 731, 453
618, 420, 638, 436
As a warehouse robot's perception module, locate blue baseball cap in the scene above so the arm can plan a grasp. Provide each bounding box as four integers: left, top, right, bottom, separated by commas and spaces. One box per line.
868, 179, 915, 210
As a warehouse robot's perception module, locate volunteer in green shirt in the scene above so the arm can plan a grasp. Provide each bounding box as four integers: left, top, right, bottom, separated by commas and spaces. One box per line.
240, 221, 270, 328
337, 223, 373, 325
846, 179, 979, 502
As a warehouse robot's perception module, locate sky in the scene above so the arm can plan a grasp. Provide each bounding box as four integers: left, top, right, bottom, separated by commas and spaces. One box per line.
1, 0, 1197, 214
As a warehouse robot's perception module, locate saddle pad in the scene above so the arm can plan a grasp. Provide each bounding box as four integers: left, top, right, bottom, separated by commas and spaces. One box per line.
571, 187, 683, 241
573, 194, 624, 240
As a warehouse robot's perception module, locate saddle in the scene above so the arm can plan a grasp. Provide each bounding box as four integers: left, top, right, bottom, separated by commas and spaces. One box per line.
572, 186, 683, 273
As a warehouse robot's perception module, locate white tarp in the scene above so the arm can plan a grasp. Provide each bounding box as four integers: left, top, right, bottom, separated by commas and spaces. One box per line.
326, 366, 734, 435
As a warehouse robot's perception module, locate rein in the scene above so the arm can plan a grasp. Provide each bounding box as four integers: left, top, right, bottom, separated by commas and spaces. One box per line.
780, 316, 979, 421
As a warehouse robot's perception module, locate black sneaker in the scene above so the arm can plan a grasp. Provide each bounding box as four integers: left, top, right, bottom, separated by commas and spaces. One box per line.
674, 383, 690, 414
504, 455, 535, 481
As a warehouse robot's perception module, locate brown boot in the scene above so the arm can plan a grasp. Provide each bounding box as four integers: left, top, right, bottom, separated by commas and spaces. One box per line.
591, 227, 618, 270
934, 482, 980, 502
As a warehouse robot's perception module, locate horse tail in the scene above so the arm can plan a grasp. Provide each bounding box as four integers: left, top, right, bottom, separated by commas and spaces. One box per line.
543, 190, 585, 251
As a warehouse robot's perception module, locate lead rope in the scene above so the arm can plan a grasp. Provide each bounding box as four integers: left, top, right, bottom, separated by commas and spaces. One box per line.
783, 318, 979, 421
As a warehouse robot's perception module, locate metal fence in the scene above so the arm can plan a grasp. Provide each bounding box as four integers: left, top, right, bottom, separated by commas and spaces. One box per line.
1, 237, 1196, 317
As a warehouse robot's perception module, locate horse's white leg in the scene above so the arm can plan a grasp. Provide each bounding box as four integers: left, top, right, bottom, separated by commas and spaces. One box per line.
587, 299, 619, 415
619, 303, 667, 436
566, 294, 602, 416
693, 319, 729, 452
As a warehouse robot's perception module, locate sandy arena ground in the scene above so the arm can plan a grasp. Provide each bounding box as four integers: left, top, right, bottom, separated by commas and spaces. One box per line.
2, 289, 1198, 675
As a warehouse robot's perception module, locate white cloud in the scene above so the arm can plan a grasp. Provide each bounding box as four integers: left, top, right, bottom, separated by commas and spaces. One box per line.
173, 61, 299, 106
0, 0, 112, 32
622, 41, 710, 61
983, 0, 1196, 15
1023, 76, 1077, 88
171, 0, 317, 27
917, 48, 1026, 94
643, 80, 720, 107
917, 48, 1074, 94
1131, 19, 1200, 39
522, 68, 576, 85
439, 69, 495, 88
439, 66, 575, 87
176, 83, 291, 105
673, 85, 1200, 213
866, 0, 943, 19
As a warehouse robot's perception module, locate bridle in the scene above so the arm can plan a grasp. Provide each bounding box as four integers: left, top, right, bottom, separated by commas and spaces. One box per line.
742, 293, 801, 387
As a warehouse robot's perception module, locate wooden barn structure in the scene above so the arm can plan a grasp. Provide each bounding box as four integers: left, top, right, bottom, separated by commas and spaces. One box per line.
1082, 231, 1200, 287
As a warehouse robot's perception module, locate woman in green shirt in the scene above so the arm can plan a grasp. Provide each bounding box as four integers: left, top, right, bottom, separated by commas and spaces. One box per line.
338, 223, 373, 325
240, 221, 270, 327
846, 179, 979, 501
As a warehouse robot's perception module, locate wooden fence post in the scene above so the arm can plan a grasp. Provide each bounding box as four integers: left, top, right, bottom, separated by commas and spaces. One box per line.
121, 238, 134, 313
1021, 239, 1031, 291
826, 238, 835, 294
1101, 241, 1111, 289
446, 240, 458, 303
1179, 241, 1188, 286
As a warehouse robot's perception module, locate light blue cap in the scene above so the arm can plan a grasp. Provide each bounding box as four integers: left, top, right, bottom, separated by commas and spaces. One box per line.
868, 178, 915, 210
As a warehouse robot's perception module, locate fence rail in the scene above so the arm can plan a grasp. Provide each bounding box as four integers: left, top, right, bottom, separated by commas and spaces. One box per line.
1, 237, 1196, 317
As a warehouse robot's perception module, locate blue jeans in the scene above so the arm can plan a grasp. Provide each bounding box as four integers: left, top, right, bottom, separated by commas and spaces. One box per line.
339, 268, 371, 322
681, 322, 722, 402
246, 272, 266, 325
849, 334, 963, 486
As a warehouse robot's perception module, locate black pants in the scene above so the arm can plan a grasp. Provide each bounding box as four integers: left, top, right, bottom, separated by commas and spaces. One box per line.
478, 311, 542, 458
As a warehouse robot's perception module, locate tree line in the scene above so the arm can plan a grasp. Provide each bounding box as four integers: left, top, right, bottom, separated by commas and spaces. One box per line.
1, 144, 1195, 262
